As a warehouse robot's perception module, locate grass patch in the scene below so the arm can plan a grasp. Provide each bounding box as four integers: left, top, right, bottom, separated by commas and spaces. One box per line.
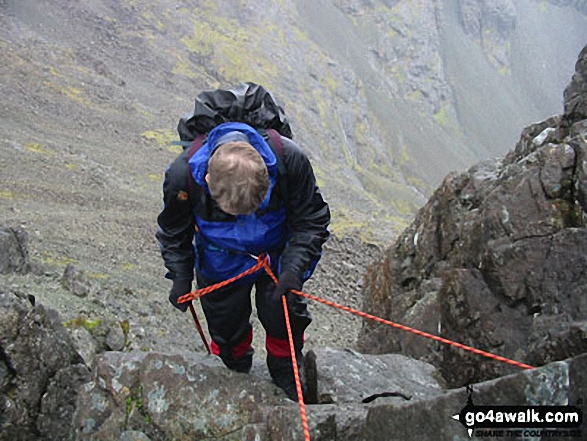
25, 143, 53, 155
141, 129, 176, 148
125, 384, 152, 425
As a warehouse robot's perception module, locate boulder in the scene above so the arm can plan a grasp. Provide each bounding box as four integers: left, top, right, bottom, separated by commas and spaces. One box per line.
61, 263, 97, 298
71, 351, 288, 441
267, 354, 587, 440
310, 348, 442, 404
71, 346, 442, 440
360, 353, 586, 441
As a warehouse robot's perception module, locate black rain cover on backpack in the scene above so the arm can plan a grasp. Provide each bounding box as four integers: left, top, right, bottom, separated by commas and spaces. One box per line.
177, 82, 293, 143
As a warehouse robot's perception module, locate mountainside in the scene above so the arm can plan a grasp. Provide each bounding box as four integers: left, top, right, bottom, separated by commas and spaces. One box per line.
1, 0, 586, 244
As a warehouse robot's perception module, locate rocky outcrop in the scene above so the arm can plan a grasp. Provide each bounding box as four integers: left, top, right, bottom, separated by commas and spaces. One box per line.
563, 45, 587, 127
0, 227, 30, 275
458, 0, 516, 69
358, 45, 587, 388
265, 353, 587, 440
359, 353, 586, 441
71, 347, 444, 440
0, 293, 90, 441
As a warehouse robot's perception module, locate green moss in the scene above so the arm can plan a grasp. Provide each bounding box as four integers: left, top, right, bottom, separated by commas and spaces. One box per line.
132, 104, 154, 120
141, 129, 176, 148
0, 190, 16, 199
323, 74, 339, 95
120, 319, 131, 350
355, 120, 369, 145
398, 144, 410, 166
390, 198, 414, 216
172, 57, 198, 79
498, 65, 510, 76
180, 7, 279, 85
63, 317, 102, 332
433, 107, 449, 127
25, 143, 53, 155
312, 90, 330, 128
125, 384, 152, 426
329, 206, 371, 238
42, 252, 76, 266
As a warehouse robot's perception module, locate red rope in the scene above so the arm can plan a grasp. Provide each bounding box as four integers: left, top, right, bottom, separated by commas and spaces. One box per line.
262, 259, 311, 440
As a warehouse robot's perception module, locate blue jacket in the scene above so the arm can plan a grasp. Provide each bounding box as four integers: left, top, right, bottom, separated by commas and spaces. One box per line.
189, 123, 287, 282
156, 123, 330, 285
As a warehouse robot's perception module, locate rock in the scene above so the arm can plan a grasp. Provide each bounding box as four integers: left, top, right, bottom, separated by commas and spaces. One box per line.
0, 293, 89, 440
120, 431, 152, 441
61, 263, 97, 298
0, 227, 30, 275
360, 353, 586, 441
268, 353, 587, 440
459, 0, 516, 69
2, 291, 585, 440
69, 326, 100, 366
310, 348, 443, 404
358, 45, 587, 388
563, 45, 587, 126
71, 351, 286, 440
90, 319, 127, 352
66, 318, 128, 366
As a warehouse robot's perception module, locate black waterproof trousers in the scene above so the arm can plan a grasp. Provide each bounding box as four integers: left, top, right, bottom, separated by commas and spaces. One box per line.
198, 271, 312, 374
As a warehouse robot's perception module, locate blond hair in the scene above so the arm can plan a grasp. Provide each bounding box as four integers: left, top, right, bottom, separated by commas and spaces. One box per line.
207, 141, 269, 215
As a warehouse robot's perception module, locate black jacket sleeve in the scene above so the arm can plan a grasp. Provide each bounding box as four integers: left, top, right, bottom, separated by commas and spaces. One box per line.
155, 151, 195, 282
279, 137, 331, 278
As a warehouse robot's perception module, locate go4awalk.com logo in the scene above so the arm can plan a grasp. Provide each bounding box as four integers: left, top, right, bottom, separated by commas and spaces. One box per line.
451, 386, 584, 438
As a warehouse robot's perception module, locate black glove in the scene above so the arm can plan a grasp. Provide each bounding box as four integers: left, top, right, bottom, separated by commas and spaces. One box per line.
271, 271, 302, 305
169, 278, 192, 312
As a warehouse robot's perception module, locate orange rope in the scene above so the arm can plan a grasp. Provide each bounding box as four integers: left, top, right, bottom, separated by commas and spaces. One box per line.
262, 259, 311, 440
289, 289, 535, 370
177, 255, 268, 304
282, 295, 311, 441
254, 256, 534, 371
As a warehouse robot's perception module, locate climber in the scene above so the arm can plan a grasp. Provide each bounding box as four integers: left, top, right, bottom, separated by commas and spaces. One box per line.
155, 85, 330, 400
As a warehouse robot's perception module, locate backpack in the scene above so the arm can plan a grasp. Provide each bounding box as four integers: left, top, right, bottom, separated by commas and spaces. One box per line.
175, 82, 292, 211
177, 82, 293, 143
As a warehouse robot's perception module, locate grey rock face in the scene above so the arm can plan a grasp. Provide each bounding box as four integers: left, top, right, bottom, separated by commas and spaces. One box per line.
1, 290, 585, 440
0, 228, 30, 275
359, 353, 586, 441
458, 0, 516, 68
267, 354, 587, 440
563, 45, 587, 126
71, 351, 286, 441
0, 294, 89, 441
311, 348, 443, 404
358, 45, 587, 388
